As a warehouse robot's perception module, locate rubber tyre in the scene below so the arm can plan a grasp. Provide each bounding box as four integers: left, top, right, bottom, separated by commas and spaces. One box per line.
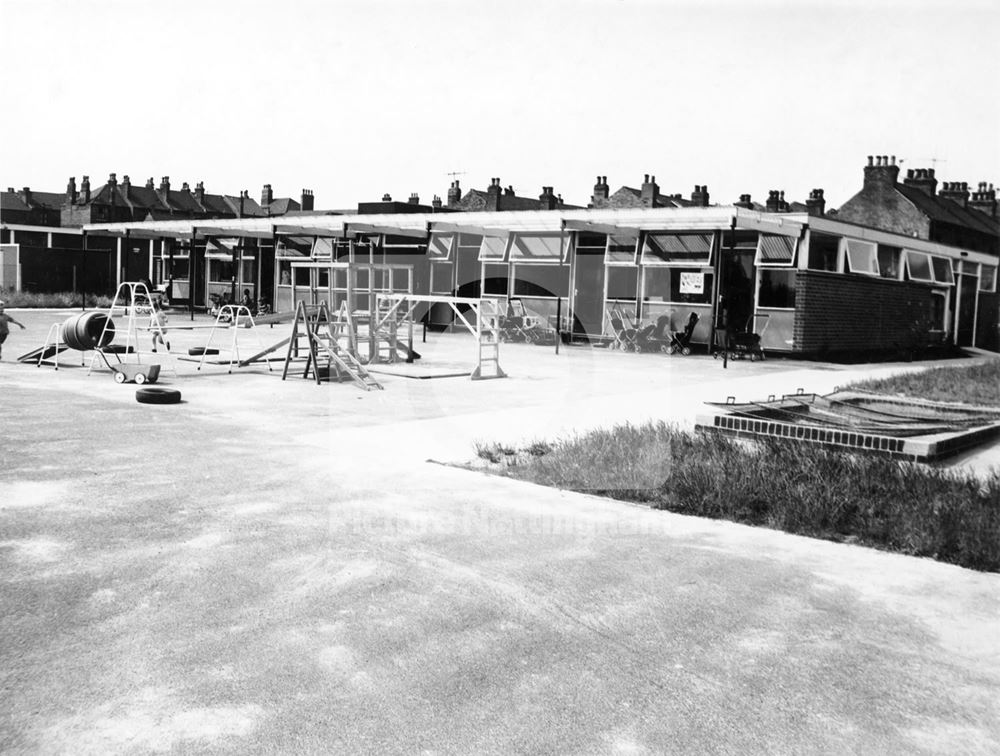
134, 373, 146, 385
114, 371, 126, 384
188, 347, 220, 356
136, 387, 181, 405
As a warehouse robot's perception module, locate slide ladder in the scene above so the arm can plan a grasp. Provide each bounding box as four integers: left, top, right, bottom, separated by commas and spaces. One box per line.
282, 301, 382, 390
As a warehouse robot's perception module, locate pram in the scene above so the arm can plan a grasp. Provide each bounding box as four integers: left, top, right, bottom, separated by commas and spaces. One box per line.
499, 299, 545, 343
713, 314, 768, 361
666, 312, 700, 355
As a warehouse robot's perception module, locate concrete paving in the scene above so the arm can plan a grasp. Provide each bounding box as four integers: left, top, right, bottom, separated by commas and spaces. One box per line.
1, 308, 999, 754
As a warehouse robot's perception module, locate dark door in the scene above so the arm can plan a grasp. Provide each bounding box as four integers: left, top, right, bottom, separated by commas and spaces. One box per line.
956, 273, 977, 346
572, 249, 605, 339
719, 249, 755, 333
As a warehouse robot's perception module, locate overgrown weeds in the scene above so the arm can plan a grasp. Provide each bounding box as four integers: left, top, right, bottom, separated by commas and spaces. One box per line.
476, 422, 1000, 572
846, 361, 1000, 408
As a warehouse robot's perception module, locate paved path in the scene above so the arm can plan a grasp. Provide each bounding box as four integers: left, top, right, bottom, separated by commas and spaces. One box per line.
1, 310, 998, 754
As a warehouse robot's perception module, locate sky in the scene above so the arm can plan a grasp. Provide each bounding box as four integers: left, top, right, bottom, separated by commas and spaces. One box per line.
1, 0, 998, 212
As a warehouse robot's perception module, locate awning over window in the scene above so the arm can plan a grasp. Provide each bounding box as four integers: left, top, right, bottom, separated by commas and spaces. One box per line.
276, 236, 312, 257
903, 250, 933, 282
311, 237, 335, 258
205, 237, 241, 260
931, 255, 954, 285
427, 232, 455, 261
478, 234, 509, 261
642, 233, 713, 265
509, 233, 566, 263
605, 233, 638, 265
755, 234, 797, 266
845, 239, 878, 275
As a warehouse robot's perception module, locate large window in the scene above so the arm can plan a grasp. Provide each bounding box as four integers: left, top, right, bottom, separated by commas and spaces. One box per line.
643, 268, 712, 304
427, 233, 455, 261
606, 266, 638, 300
759, 270, 796, 308
513, 265, 568, 297
808, 233, 840, 272
478, 235, 509, 261
483, 263, 509, 295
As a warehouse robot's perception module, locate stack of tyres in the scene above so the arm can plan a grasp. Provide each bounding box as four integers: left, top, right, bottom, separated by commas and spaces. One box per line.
61, 313, 115, 351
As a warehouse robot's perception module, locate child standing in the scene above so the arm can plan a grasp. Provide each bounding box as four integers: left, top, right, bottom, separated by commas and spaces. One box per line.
0, 300, 26, 360
150, 300, 170, 352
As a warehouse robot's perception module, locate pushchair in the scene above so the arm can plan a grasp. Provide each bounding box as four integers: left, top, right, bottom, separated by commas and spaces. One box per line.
607, 308, 639, 351
713, 314, 768, 361
666, 312, 700, 355
633, 315, 673, 353
499, 299, 540, 343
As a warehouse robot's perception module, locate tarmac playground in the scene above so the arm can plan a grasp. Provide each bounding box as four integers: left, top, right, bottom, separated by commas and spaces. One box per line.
2, 306, 999, 754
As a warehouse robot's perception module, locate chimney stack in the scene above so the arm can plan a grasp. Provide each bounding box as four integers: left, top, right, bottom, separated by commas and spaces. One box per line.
902, 166, 937, 197
66, 176, 77, 204
969, 182, 997, 218
181, 181, 190, 192
158, 176, 170, 195
408, 192, 420, 205
591, 175, 609, 206
300, 189, 314, 211
691, 184, 710, 207
734, 193, 753, 209
447, 180, 462, 208
938, 181, 969, 207
81, 176, 91, 203
862, 154, 900, 191
194, 181, 205, 204
432, 195, 442, 210
382, 193, 392, 202
539, 186, 557, 210
486, 177, 502, 211
765, 190, 782, 212
261, 184, 273, 206
641, 174, 659, 206
806, 188, 826, 216
145, 177, 155, 189
20, 187, 32, 205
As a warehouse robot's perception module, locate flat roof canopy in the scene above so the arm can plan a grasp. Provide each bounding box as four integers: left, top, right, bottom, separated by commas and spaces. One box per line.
79, 205, 993, 264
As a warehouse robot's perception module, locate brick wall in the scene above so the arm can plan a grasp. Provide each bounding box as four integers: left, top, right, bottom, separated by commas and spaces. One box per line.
794, 271, 934, 354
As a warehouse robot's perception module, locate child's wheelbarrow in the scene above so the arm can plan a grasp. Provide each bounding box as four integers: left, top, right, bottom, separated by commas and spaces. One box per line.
95, 349, 161, 384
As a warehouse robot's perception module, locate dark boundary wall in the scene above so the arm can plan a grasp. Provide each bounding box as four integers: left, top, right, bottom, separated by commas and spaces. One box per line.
793, 270, 934, 355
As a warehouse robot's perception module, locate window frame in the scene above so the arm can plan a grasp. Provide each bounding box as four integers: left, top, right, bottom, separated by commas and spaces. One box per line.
641, 232, 714, 267
843, 239, 879, 276
754, 233, 798, 268
903, 250, 934, 283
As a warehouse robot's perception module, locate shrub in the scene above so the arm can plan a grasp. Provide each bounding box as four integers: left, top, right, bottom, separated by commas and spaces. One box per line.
0, 288, 112, 309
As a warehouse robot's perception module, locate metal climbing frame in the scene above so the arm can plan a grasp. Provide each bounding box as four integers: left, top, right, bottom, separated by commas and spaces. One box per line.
375, 293, 506, 380
288, 260, 414, 365
195, 305, 276, 374
87, 281, 178, 377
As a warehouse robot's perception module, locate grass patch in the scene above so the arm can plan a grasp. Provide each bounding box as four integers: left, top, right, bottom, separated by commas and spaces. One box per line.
846, 360, 1000, 407
0, 288, 113, 309
476, 422, 1000, 572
